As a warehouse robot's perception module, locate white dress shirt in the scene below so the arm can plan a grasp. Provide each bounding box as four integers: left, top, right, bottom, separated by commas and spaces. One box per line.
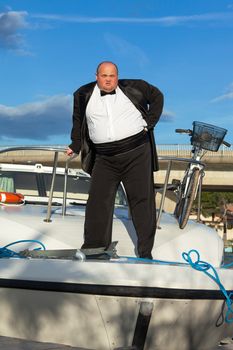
86, 85, 147, 144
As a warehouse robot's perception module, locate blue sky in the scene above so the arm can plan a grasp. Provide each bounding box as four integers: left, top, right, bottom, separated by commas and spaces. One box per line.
0, 0, 233, 146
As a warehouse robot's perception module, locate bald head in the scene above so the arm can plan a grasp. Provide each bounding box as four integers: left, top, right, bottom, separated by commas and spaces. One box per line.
96, 61, 118, 75
96, 61, 119, 93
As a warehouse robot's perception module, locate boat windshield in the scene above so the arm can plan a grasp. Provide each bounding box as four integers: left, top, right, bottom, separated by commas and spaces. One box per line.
0, 170, 127, 206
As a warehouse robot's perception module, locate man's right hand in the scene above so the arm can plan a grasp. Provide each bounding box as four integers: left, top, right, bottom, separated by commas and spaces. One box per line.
66, 147, 74, 156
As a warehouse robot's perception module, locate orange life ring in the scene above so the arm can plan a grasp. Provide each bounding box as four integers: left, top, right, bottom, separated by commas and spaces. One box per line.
0, 192, 24, 204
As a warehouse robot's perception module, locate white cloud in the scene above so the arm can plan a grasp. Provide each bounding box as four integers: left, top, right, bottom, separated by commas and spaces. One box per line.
2, 9, 230, 52
211, 83, 233, 102
211, 92, 233, 102
31, 11, 233, 26
0, 95, 72, 141
0, 10, 29, 52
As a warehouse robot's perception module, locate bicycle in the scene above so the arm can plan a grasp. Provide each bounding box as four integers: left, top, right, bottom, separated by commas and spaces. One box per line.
174, 121, 230, 229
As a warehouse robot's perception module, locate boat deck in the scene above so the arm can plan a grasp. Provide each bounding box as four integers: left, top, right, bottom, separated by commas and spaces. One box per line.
0, 336, 93, 350
0, 336, 233, 350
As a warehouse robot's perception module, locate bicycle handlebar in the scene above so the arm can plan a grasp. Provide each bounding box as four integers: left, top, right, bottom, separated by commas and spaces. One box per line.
175, 128, 192, 135
222, 140, 231, 148
175, 127, 231, 149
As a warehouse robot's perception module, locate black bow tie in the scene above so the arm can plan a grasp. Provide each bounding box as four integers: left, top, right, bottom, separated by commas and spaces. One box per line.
100, 90, 116, 96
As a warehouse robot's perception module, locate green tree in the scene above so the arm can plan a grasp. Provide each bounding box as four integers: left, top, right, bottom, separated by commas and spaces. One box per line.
194, 192, 233, 218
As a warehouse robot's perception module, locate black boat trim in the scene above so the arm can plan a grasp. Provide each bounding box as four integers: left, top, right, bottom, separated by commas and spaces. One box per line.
0, 278, 231, 300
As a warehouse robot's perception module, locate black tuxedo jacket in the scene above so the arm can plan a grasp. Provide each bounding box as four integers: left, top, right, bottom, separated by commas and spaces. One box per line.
69, 79, 164, 173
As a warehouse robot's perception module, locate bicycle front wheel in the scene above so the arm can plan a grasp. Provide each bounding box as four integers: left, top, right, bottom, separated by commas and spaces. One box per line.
178, 168, 200, 229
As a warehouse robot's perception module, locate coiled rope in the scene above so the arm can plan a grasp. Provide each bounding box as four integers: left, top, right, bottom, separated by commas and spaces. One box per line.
123, 250, 233, 323
0, 240, 46, 259
182, 249, 233, 324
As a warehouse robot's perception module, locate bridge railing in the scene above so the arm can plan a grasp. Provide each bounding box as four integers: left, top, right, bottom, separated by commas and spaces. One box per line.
157, 144, 233, 158
0, 144, 233, 162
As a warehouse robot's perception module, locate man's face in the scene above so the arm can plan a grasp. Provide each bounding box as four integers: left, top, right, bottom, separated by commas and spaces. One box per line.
96, 63, 118, 92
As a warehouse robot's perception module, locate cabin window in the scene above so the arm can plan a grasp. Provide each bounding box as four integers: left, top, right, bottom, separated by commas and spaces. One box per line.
44, 174, 90, 201
44, 174, 127, 206
0, 170, 127, 207
0, 171, 38, 195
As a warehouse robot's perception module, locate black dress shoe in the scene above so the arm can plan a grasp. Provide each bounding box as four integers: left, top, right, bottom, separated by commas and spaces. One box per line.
139, 254, 153, 260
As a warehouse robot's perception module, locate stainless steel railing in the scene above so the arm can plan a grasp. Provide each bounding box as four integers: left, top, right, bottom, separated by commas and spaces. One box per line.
0, 146, 78, 222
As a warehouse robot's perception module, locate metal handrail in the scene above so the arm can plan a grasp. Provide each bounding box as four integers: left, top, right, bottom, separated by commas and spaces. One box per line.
62, 153, 78, 217
0, 145, 67, 154
157, 155, 205, 166
0, 146, 78, 222
156, 156, 205, 229
44, 151, 59, 222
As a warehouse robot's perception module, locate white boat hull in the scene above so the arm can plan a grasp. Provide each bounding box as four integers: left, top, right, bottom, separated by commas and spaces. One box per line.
0, 288, 231, 350
0, 258, 232, 350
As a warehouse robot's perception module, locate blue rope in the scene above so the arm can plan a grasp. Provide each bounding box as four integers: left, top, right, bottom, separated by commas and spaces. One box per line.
0, 240, 46, 259
182, 249, 233, 324
0, 247, 20, 258
124, 252, 233, 324
222, 261, 233, 269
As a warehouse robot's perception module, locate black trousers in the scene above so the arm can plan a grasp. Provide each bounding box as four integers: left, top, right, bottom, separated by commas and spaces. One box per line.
82, 141, 156, 258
